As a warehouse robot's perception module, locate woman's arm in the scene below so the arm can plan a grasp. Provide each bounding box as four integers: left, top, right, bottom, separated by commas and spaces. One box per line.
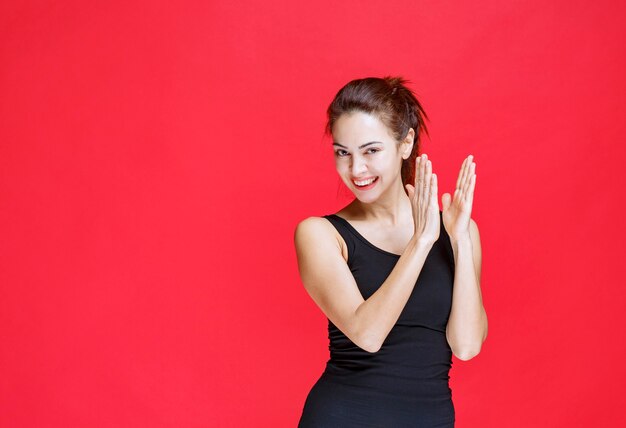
296, 155, 440, 353
295, 217, 434, 353
445, 218, 488, 360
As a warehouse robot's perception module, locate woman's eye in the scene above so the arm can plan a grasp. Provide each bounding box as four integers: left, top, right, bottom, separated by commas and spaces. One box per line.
335, 150, 349, 157
366, 148, 380, 154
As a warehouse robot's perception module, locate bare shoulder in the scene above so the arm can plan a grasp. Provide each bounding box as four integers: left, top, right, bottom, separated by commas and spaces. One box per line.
293, 216, 366, 349
295, 216, 333, 236
294, 216, 342, 252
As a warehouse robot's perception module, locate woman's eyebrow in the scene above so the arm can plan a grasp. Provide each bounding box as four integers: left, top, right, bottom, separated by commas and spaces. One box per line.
332, 141, 383, 149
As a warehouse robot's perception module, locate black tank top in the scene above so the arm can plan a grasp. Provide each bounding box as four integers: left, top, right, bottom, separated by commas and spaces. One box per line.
298, 211, 456, 427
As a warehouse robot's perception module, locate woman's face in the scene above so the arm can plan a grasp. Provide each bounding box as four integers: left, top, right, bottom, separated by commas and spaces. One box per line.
332, 111, 412, 204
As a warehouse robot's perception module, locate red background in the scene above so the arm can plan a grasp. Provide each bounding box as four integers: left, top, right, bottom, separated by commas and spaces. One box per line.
1, 1, 625, 426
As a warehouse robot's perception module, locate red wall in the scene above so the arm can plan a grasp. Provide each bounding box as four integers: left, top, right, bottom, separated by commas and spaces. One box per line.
1, 1, 625, 426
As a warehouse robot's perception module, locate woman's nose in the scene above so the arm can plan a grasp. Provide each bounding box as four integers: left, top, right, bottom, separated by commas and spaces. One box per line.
351, 155, 367, 176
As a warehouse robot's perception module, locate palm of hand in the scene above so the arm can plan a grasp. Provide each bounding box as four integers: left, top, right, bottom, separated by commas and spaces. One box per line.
442, 155, 476, 241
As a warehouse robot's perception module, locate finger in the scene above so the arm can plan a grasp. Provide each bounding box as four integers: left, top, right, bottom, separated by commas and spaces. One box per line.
419, 159, 429, 209
418, 154, 427, 206
463, 162, 475, 199
415, 156, 421, 176
414, 156, 421, 201
414, 156, 421, 185
463, 174, 475, 209
461, 161, 474, 198
441, 193, 451, 211
455, 156, 468, 192
456, 155, 473, 202
460, 155, 473, 194
430, 173, 438, 207
423, 159, 432, 206
467, 173, 476, 204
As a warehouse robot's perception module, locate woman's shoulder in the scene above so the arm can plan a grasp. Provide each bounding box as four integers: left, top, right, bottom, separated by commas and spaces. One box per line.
294, 201, 355, 231
294, 215, 347, 256
294, 215, 335, 240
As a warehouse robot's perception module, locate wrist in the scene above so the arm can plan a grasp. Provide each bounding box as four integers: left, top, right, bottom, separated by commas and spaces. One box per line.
411, 235, 434, 251
450, 234, 472, 251
450, 233, 471, 243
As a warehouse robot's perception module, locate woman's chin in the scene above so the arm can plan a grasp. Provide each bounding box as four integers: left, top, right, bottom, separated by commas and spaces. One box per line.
352, 192, 380, 204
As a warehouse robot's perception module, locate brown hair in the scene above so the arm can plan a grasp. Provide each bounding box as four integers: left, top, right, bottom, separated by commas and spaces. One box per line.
325, 76, 430, 186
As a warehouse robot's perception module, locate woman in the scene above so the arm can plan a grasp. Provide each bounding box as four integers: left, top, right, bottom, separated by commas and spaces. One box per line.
295, 76, 487, 427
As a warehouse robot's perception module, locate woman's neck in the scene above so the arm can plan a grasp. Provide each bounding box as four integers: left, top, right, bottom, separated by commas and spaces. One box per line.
346, 178, 412, 226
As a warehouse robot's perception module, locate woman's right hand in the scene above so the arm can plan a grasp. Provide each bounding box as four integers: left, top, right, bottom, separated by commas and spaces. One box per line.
405, 154, 440, 246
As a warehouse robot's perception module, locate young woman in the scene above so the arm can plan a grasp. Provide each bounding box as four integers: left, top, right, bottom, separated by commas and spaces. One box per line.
295, 76, 487, 427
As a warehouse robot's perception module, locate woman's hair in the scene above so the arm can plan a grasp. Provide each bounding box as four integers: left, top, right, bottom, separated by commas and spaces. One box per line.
325, 76, 430, 186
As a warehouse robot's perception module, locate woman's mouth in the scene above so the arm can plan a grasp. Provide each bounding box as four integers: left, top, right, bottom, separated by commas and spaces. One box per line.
352, 176, 379, 190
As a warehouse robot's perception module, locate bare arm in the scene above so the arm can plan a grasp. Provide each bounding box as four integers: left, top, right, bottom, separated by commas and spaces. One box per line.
445, 218, 488, 360
440, 155, 487, 360
296, 154, 439, 353
295, 218, 433, 353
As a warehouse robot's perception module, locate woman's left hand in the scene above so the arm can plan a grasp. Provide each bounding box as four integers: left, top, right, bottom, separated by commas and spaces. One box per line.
442, 155, 476, 242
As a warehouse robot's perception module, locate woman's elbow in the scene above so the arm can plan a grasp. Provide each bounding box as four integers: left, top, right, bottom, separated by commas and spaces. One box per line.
359, 337, 382, 354
455, 345, 482, 361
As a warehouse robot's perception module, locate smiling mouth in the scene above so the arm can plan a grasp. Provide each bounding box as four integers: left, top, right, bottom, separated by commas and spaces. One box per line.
353, 177, 379, 187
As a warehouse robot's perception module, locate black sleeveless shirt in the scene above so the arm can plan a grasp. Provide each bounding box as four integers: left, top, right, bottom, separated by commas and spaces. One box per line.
298, 211, 456, 427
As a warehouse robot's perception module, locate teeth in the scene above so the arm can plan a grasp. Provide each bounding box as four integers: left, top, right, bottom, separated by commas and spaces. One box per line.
354, 177, 376, 186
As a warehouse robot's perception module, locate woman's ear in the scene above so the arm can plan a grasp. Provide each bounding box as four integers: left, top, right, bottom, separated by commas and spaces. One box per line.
401, 128, 415, 160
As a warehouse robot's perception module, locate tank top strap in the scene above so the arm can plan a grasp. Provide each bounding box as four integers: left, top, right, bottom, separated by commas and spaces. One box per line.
323, 214, 357, 262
